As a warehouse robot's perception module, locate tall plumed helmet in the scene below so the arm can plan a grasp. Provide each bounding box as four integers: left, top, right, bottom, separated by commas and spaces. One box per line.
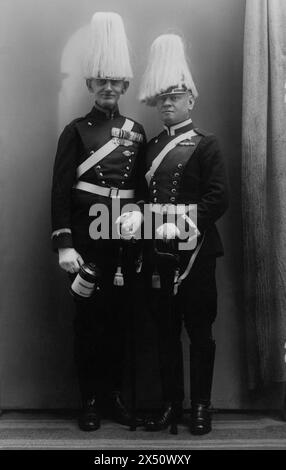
139, 34, 198, 106
84, 12, 133, 80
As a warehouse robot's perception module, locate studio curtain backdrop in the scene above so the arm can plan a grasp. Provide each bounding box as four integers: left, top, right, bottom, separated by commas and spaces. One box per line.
242, 0, 286, 388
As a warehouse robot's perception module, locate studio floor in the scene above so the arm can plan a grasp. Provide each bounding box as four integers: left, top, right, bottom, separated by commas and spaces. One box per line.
0, 410, 285, 450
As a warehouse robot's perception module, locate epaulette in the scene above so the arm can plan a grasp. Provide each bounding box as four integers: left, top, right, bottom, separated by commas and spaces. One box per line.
68, 116, 86, 128
194, 127, 210, 137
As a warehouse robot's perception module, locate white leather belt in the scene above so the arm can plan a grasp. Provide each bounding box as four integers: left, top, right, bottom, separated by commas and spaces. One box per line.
73, 181, 135, 199
149, 203, 196, 215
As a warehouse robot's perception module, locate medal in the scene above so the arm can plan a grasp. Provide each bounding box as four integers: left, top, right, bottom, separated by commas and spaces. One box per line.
122, 150, 134, 157
111, 127, 143, 143
122, 139, 133, 147
112, 137, 133, 147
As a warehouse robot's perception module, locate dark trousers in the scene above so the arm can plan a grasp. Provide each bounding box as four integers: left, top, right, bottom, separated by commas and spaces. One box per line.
146, 253, 217, 403
72, 239, 139, 401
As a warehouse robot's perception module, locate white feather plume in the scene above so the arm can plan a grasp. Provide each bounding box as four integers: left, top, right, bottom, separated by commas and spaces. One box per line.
84, 12, 133, 80
139, 34, 198, 106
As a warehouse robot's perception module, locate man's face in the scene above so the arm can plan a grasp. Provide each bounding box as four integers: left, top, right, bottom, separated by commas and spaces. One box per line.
87, 78, 129, 110
156, 92, 194, 126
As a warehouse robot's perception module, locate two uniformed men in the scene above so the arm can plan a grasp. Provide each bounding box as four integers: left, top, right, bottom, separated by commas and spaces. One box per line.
51, 12, 145, 431
52, 14, 228, 436
139, 34, 228, 434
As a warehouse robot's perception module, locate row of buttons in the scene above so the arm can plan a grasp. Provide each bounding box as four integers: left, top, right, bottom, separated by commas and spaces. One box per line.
150, 162, 183, 203
93, 159, 133, 186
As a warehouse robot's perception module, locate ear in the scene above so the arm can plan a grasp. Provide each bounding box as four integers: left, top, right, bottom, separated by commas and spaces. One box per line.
188, 93, 195, 111
86, 79, 94, 93
121, 81, 130, 95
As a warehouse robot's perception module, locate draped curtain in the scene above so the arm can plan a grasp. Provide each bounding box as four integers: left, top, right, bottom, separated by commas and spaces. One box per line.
242, 0, 286, 388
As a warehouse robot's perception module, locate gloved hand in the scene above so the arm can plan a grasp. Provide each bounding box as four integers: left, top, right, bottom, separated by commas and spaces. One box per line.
58, 248, 84, 273
116, 211, 143, 240
156, 223, 180, 240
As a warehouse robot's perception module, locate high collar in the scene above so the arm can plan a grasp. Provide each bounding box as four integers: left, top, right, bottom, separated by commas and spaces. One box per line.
88, 103, 121, 121
164, 117, 193, 136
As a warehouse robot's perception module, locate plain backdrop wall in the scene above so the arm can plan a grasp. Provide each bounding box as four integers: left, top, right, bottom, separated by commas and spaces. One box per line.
0, 0, 259, 410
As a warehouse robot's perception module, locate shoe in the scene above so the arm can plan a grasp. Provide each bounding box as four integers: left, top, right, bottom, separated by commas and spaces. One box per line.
145, 402, 182, 433
189, 340, 215, 436
110, 391, 145, 427
78, 397, 101, 431
190, 403, 212, 435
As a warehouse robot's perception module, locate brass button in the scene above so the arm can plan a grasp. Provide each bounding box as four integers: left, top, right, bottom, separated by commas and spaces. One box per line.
173, 181, 178, 185
171, 188, 177, 193
153, 189, 157, 194
128, 158, 132, 163
153, 197, 158, 202
152, 181, 157, 185
177, 163, 183, 168
170, 197, 176, 202
126, 166, 130, 170
99, 172, 104, 177
90, 150, 94, 155
174, 172, 180, 177
124, 173, 128, 178
96, 165, 101, 169
121, 181, 125, 185
88, 122, 92, 126
102, 181, 106, 185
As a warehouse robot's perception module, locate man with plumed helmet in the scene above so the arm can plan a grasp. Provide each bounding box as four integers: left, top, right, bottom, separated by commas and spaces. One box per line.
139, 34, 228, 434
51, 12, 146, 431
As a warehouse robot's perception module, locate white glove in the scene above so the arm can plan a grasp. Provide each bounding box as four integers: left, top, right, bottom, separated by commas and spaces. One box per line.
116, 211, 143, 240
156, 223, 181, 240
58, 248, 84, 274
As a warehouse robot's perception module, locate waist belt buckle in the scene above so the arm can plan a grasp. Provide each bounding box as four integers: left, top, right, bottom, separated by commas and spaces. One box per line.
109, 187, 120, 198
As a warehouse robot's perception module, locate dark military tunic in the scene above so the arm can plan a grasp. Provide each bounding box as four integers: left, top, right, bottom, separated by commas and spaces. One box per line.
51, 105, 146, 400
145, 118, 228, 256
52, 105, 146, 253
143, 118, 228, 403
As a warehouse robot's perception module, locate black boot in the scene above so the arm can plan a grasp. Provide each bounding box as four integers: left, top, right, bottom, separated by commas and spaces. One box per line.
145, 401, 182, 433
78, 397, 101, 431
110, 391, 145, 427
190, 403, 212, 435
189, 340, 216, 435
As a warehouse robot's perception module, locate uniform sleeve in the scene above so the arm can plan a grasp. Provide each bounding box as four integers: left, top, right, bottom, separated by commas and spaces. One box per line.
51, 124, 78, 251
196, 135, 229, 233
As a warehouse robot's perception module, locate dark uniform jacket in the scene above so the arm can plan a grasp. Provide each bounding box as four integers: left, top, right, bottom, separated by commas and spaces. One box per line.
145, 119, 228, 256
51, 105, 146, 252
